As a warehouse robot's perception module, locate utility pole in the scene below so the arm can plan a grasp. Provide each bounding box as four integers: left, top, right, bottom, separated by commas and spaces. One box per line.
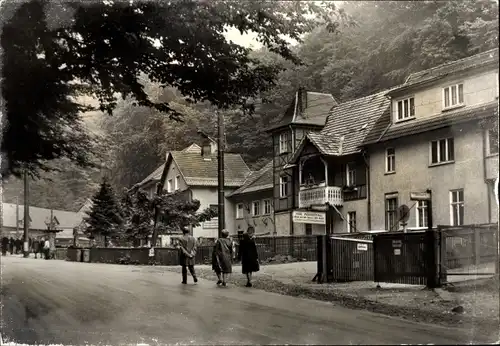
23, 169, 29, 258
15, 196, 19, 237
217, 110, 225, 238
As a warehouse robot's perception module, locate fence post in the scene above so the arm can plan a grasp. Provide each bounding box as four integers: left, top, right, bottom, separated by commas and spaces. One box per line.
474, 226, 481, 266
425, 189, 439, 289
313, 235, 324, 283
437, 225, 447, 285
373, 235, 378, 284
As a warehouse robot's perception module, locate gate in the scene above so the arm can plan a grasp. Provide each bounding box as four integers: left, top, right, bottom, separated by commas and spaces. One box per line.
374, 231, 438, 286
439, 224, 498, 283
331, 237, 374, 282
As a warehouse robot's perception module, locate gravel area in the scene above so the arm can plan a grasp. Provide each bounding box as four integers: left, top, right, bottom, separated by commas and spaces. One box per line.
146, 261, 500, 341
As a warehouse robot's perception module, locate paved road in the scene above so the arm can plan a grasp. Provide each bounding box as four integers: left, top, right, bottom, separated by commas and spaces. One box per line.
0, 256, 485, 345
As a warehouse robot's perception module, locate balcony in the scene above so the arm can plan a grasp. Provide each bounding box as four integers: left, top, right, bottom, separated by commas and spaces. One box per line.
299, 186, 343, 208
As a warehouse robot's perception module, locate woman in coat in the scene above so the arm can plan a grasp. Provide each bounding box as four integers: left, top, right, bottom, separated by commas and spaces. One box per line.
212, 229, 233, 286
238, 226, 260, 287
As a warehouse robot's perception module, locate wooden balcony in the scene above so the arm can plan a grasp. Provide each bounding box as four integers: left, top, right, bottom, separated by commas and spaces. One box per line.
298, 186, 343, 208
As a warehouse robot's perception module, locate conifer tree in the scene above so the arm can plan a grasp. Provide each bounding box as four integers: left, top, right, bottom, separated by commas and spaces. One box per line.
85, 177, 123, 247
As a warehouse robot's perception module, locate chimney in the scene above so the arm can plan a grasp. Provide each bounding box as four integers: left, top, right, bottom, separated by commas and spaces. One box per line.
297, 87, 307, 114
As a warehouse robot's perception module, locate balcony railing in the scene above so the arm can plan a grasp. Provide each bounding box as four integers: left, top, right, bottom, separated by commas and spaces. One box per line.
298, 186, 343, 208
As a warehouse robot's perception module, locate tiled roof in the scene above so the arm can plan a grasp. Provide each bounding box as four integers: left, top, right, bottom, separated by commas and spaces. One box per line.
136, 163, 165, 187
267, 91, 338, 132
170, 151, 251, 188
229, 160, 273, 196
391, 49, 499, 94
289, 89, 393, 160
363, 101, 498, 145
2, 203, 83, 231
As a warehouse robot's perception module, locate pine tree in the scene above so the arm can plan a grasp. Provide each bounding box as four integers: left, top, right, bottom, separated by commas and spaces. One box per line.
85, 177, 123, 247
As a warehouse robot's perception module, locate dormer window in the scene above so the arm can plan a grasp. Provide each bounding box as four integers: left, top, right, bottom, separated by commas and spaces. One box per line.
396, 97, 415, 121
279, 132, 289, 154
443, 83, 464, 110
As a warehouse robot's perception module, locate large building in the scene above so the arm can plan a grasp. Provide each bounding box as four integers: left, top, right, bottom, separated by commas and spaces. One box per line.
136, 48, 499, 239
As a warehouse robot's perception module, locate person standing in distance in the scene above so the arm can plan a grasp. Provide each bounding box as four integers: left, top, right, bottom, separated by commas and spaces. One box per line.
238, 226, 260, 287
178, 227, 198, 284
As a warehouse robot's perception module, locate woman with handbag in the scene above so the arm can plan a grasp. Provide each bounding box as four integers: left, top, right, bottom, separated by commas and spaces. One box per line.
212, 229, 233, 287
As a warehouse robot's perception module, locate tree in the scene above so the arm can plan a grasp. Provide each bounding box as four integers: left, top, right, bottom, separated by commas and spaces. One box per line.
0, 0, 346, 178
120, 189, 217, 246
85, 177, 123, 247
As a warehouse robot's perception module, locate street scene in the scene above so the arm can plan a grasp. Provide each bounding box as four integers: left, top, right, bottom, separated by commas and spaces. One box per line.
1, 0, 499, 345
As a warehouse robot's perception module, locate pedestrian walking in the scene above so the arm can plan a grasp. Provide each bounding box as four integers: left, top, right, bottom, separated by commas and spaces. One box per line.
212, 229, 233, 287
9, 237, 14, 254
43, 238, 51, 260
1, 237, 9, 256
38, 237, 44, 259
15, 238, 22, 254
177, 228, 198, 284
32, 238, 40, 259
238, 226, 260, 287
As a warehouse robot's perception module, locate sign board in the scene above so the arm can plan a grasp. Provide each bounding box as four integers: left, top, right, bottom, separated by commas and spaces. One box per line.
410, 191, 431, 201
149, 248, 154, 257
394, 248, 401, 256
292, 211, 326, 225
392, 240, 402, 248
357, 243, 368, 251
398, 204, 410, 223
203, 218, 218, 229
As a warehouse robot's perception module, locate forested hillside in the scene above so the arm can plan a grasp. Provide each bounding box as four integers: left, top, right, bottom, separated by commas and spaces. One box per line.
3, 0, 497, 211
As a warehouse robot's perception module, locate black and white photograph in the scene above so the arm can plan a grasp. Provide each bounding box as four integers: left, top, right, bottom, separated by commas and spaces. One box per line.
0, 0, 499, 344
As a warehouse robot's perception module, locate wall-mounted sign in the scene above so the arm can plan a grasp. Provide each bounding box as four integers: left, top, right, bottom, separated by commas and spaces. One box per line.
394, 249, 401, 256
392, 240, 402, 248
203, 218, 218, 229
410, 191, 431, 201
357, 243, 368, 251
292, 211, 326, 225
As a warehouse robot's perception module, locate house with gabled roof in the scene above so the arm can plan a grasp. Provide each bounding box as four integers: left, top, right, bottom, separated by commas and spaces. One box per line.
265, 88, 339, 235
228, 160, 274, 236
361, 48, 499, 230
283, 88, 394, 235
135, 138, 252, 238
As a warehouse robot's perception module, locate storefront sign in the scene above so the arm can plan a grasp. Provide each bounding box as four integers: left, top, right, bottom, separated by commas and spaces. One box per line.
410, 191, 431, 201
203, 218, 218, 229
292, 211, 326, 225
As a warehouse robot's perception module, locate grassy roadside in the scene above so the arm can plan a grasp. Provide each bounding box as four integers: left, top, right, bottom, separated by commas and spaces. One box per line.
158, 264, 499, 342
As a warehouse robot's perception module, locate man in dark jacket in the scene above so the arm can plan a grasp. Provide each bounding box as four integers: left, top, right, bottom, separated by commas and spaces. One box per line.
9, 237, 14, 254
1, 237, 9, 256
32, 238, 40, 259
177, 228, 198, 284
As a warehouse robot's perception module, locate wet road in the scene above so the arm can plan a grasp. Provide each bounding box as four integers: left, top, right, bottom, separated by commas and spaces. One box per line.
0, 256, 480, 345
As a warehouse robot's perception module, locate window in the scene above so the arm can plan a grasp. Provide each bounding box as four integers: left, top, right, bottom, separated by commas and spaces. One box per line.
263, 199, 272, 215
305, 224, 312, 236
396, 97, 415, 120
450, 189, 464, 226
347, 212, 357, 233
346, 163, 356, 186
167, 179, 173, 192
443, 83, 464, 109
416, 201, 428, 228
236, 203, 244, 219
430, 138, 454, 164
487, 129, 499, 155
385, 196, 398, 231
252, 201, 261, 216
175, 175, 180, 191
279, 132, 289, 154
386, 148, 395, 173
279, 175, 289, 197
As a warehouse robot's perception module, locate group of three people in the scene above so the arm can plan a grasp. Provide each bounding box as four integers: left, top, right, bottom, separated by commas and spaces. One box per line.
177, 226, 260, 287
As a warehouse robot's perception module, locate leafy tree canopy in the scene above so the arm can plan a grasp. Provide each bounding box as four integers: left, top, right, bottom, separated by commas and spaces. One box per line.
0, 0, 346, 178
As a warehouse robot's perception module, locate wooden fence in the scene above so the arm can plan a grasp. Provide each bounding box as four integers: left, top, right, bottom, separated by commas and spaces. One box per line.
330, 236, 374, 282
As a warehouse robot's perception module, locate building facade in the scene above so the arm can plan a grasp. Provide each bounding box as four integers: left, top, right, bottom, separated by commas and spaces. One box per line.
362, 49, 499, 230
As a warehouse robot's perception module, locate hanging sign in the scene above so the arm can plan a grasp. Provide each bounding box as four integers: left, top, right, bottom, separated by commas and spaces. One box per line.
394, 249, 401, 256
292, 211, 326, 225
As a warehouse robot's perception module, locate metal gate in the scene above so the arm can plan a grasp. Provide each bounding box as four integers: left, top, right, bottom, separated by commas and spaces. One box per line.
331, 237, 374, 282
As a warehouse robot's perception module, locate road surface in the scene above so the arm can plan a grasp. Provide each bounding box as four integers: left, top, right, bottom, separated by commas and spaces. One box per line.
0, 256, 485, 345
